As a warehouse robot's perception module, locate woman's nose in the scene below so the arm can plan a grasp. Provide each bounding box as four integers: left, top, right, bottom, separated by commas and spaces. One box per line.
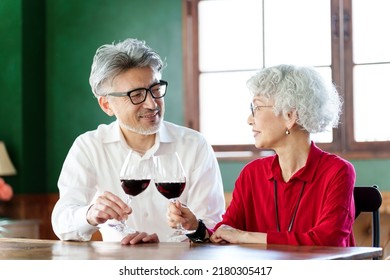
247, 114, 255, 126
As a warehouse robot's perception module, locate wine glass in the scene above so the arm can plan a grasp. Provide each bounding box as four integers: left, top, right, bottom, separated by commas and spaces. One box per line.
152, 152, 194, 241
108, 150, 151, 234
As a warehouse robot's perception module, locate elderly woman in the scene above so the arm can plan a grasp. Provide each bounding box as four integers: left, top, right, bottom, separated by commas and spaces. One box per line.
169, 64, 356, 246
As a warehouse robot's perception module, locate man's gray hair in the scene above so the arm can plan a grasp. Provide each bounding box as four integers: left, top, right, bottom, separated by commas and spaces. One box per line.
89, 38, 166, 97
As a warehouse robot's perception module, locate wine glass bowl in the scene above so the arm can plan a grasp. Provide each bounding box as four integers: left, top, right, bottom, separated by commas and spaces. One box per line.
152, 152, 186, 201
121, 178, 150, 197
155, 181, 186, 200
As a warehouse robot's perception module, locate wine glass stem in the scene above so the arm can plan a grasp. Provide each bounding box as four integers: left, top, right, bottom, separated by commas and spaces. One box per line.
170, 198, 184, 230
120, 195, 132, 232
126, 195, 132, 206
123, 195, 132, 223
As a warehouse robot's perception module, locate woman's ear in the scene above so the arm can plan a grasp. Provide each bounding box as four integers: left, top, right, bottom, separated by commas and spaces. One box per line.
98, 96, 114, 116
285, 109, 298, 130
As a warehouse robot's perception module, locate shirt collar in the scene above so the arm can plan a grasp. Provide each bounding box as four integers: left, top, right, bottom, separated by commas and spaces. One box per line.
158, 121, 176, 143
269, 141, 323, 183
102, 120, 121, 143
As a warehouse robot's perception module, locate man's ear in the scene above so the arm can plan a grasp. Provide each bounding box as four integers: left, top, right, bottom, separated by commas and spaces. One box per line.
98, 96, 114, 116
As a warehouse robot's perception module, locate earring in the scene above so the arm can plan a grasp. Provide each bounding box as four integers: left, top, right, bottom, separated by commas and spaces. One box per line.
285, 129, 290, 135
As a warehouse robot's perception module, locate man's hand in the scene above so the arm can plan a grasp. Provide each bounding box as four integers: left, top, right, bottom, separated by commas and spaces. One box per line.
86, 191, 131, 226
121, 232, 159, 245
167, 200, 198, 231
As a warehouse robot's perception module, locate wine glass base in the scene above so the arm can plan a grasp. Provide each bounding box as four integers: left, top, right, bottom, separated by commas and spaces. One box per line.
167, 233, 189, 242
167, 228, 196, 242
106, 222, 137, 235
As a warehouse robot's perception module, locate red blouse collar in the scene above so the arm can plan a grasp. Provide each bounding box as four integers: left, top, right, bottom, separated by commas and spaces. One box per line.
269, 141, 324, 183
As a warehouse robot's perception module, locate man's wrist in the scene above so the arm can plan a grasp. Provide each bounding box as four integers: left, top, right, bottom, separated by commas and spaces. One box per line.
186, 219, 208, 242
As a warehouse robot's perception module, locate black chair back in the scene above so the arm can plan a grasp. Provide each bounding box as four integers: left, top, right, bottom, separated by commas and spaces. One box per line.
354, 185, 382, 259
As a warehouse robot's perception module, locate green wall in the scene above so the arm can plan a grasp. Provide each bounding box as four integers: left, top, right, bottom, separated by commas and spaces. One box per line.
0, 0, 46, 193
1, 0, 389, 195
0, 0, 22, 187
45, 0, 184, 192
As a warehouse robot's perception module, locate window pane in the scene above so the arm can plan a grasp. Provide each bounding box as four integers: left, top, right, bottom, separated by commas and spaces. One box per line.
198, 0, 333, 148
353, 0, 390, 63
264, 0, 331, 66
353, 64, 390, 141
198, 0, 263, 72
199, 71, 256, 145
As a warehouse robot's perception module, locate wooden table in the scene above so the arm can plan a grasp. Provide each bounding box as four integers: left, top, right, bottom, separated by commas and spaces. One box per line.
0, 238, 382, 260
0, 219, 40, 239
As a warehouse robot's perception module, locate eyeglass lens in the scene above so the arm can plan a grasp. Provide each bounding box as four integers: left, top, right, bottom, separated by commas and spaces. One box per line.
129, 82, 167, 105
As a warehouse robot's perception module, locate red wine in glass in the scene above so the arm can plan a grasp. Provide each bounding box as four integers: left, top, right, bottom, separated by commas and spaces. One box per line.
155, 182, 186, 199
121, 179, 151, 196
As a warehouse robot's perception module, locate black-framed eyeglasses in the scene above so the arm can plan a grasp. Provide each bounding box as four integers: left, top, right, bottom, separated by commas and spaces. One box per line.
106, 80, 168, 105
250, 103, 273, 117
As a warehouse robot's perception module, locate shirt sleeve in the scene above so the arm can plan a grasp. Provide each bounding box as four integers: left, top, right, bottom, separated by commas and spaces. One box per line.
213, 168, 248, 231
51, 137, 99, 241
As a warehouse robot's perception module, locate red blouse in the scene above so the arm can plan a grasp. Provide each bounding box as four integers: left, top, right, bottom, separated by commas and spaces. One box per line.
215, 142, 356, 246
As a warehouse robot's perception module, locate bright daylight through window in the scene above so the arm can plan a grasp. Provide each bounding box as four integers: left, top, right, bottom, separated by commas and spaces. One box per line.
185, 0, 390, 158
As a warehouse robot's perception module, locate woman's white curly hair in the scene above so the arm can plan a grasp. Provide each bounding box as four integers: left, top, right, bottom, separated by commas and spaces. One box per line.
246, 64, 342, 133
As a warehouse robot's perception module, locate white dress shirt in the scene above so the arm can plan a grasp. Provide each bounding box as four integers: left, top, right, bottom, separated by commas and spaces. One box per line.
51, 120, 225, 241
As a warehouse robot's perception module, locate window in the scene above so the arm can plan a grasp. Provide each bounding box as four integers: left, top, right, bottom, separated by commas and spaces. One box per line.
183, 0, 390, 159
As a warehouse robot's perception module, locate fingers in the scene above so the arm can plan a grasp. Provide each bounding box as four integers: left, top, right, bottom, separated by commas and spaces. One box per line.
210, 234, 224, 243
210, 232, 228, 243
121, 232, 140, 245
88, 191, 132, 226
121, 232, 159, 245
168, 201, 182, 215
210, 225, 235, 244
166, 218, 181, 230
166, 201, 199, 231
141, 233, 159, 243
86, 203, 110, 226
166, 201, 189, 228
101, 191, 131, 214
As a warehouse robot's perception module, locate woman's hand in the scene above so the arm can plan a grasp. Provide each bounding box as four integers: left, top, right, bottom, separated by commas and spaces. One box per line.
210, 224, 267, 244
210, 224, 243, 243
167, 200, 198, 231
121, 232, 159, 245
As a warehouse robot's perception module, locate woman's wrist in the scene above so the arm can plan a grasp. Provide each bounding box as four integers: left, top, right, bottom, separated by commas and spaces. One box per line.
242, 231, 267, 244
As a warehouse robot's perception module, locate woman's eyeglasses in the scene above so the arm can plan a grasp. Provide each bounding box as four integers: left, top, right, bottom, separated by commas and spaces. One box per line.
250, 103, 273, 117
